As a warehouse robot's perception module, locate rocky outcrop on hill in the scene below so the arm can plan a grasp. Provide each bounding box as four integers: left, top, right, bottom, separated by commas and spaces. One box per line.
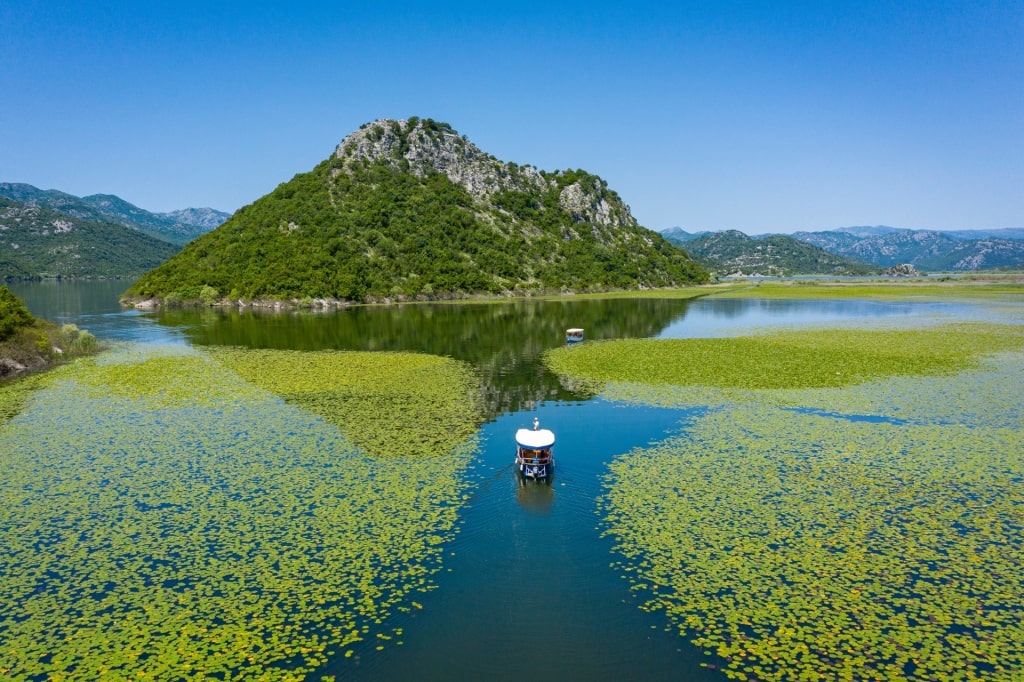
335, 118, 636, 230
336, 118, 547, 197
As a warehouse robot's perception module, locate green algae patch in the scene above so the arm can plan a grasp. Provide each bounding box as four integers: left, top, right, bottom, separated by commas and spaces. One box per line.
0, 368, 56, 425
544, 323, 1024, 391
0, 344, 475, 681
203, 347, 484, 459
707, 280, 1024, 300
601, 399, 1024, 681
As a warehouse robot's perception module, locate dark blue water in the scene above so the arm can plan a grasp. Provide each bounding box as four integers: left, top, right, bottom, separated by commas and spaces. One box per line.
332, 401, 714, 681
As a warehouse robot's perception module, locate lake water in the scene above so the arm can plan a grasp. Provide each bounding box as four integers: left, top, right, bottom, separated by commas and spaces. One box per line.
3, 280, 1014, 681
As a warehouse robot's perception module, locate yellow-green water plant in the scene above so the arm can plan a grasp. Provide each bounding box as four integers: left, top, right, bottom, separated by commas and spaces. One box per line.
0, 343, 477, 680
599, 349, 1024, 431
0, 368, 55, 425
600, 399, 1024, 681
567, 319, 1024, 680
203, 346, 485, 459
706, 279, 1024, 300
544, 323, 1024, 393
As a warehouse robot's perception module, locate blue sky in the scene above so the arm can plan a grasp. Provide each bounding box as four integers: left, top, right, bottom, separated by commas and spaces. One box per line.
2, 1, 1021, 233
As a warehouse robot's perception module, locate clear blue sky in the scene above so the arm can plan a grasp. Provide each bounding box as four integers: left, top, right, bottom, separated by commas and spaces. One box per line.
2, 1, 1021, 233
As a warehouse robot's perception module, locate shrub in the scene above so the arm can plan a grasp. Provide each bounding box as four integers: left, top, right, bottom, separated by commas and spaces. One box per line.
199, 285, 219, 306
0, 286, 35, 341
69, 330, 99, 354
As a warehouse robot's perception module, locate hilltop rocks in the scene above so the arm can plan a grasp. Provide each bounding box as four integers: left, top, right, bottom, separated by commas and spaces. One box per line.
335, 118, 634, 229
335, 118, 545, 197
558, 178, 633, 229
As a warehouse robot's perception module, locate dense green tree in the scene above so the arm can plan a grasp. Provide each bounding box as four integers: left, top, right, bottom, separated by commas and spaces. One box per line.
0, 286, 35, 340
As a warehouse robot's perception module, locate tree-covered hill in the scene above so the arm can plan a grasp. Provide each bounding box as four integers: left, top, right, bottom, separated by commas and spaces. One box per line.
682, 230, 877, 276
0, 197, 181, 279
125, 118, 708, 305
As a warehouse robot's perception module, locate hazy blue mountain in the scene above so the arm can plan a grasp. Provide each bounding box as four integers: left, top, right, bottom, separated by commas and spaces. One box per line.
793, 228, 1024, 270
834, 225, 907, 238
943, 227, 1024, 241
159, 207, 232, 230
0, 183, 228, 245
660, 227, 710, 244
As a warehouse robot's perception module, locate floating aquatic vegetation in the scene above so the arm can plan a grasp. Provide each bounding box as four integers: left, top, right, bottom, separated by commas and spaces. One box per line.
600, 401, 1024, 680
573, 315, 1024, 679
544, 323, 1024, 392
708, 280, 1024, 300
203, 346, 484, 459
0, 344, 475, 680
0, 368, 57, 425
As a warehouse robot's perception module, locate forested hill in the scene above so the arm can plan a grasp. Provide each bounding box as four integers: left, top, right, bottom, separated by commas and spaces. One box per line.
125, 117, 708, 305
0, 183, 230, 246
0, 198, 180, 279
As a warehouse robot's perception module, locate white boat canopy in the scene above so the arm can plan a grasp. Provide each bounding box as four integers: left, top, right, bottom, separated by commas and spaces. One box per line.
516, 428, 555, 449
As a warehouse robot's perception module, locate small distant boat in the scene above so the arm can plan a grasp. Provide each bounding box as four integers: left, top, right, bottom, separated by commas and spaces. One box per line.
565, 328, 584, 343
515, 417, 555, 479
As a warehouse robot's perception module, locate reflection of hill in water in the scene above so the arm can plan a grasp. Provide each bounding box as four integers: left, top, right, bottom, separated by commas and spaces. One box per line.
156, 297, 694, 418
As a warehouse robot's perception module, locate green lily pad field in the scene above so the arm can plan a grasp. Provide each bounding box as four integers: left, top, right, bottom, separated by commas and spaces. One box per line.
0, 344, 481, 680
203, 346, 484, 460
545, 323, 1024, 680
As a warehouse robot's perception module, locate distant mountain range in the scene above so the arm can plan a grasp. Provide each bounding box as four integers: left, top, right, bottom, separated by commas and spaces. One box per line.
671, 230, 876, 276
828, 225, 1024, 241
0, 183, 230, 246
662, 226, 1024, 273
0, 197, 180, 279
793, 227, 1024, 271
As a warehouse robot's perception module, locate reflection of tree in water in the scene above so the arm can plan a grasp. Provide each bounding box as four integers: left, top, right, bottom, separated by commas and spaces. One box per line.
156, 297, 694, 419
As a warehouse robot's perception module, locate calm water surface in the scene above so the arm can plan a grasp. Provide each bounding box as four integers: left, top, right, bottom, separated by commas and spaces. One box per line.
4, 281, 981, 681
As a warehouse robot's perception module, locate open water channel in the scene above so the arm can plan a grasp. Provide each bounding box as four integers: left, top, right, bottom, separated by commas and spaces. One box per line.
4, 280, 999, 681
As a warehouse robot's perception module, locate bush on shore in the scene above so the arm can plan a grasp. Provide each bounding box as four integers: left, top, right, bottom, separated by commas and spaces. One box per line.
0, 286, 103, 380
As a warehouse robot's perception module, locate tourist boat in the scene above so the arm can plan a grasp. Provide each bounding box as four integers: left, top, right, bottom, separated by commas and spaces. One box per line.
515, 417, 555, 479
565, 328, 584, 343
